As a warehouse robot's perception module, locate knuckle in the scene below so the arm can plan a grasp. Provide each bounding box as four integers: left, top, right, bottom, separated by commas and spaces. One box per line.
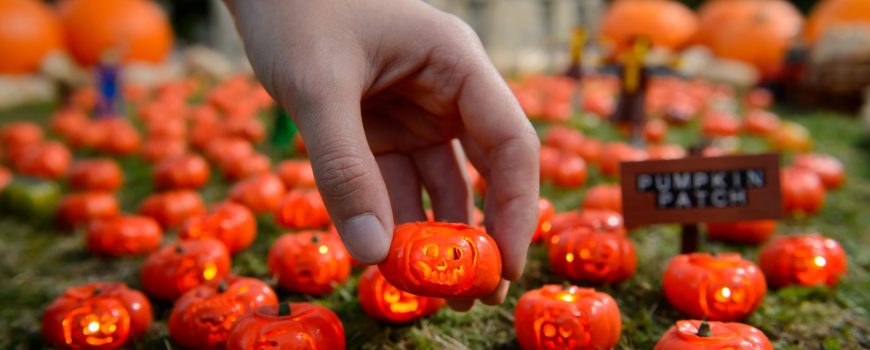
312, 144, 372, 203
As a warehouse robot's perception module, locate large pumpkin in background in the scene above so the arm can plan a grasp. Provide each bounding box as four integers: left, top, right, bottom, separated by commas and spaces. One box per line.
805, 0, 870, 45
697, 0, 803, 80
0, 0, 64, 74
59, 0, 172, 66
599, 0, 698, 53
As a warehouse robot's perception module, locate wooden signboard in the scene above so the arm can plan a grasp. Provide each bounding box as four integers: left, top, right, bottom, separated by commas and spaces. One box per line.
619, 153, 784, 228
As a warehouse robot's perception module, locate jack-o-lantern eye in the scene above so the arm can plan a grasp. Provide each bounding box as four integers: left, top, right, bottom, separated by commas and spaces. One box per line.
448, 246, 462, 260
543, 323, 556, 337
559, 324, 573, 338
423, 244, 439, 258
383, 288, 401, 304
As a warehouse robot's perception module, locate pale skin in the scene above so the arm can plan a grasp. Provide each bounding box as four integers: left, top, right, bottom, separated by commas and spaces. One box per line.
227, 0, 539, 309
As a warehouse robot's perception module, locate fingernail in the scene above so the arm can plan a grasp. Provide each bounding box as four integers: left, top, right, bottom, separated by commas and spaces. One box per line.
339, 214, 390, 265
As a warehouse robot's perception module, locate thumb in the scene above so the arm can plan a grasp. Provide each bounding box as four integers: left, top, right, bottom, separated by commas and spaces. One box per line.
292, 93, 394, 265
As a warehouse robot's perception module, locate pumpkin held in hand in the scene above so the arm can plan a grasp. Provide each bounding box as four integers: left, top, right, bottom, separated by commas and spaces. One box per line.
267, 231, 350, 295
168, 276, 278, 350
358, 266, 444, 323
226, 303, 345, 350
378, 222, 501, 298
759, 234, 847, 288
140, 239, 231, 301
548, 226, 636, 284
663, 253, 766, 321
43, 282, 152, 350
653, 320, 772, 350
515, 284, 621, 350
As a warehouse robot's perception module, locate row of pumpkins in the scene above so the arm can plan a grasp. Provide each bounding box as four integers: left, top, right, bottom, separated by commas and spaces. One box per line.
0, 74, 850, 349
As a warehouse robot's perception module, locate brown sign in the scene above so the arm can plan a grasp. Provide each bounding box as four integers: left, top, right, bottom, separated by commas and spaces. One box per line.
619, 153, 783, 227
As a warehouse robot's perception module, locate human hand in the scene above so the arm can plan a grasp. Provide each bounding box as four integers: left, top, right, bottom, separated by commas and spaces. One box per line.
228, 0, 539, 309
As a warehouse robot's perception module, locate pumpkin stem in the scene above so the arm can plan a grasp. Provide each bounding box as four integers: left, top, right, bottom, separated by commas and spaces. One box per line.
92, 288, 102, 296
175, 245, 184, 254
217, 281, 228, 293
278, 303, 291, 316
697, 320, 712, 337
562, 281, 572, 291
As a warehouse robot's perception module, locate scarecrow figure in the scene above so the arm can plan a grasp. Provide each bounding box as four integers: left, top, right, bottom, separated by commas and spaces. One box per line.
95, 49, 122, 119
610, 37, 651, 145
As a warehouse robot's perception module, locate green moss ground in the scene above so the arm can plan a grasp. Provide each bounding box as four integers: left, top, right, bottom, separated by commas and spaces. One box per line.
0, 103, 868, 349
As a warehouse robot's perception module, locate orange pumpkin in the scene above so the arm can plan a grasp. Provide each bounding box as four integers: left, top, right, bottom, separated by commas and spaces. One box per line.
358, 266, 444, 323
647, 144, 687, 160
220, 152, 271, 181
92, 119, 141, 156
654, 320, 772, 350
0, 166, 10, 191
759, 234, 847, 288
87, 215, 163, 256
576, 137, 604, 166
275, 159, 317, 189
228, 172, 287, 213
51, 110, 89, 145
554, 153, 588, 188
515, 285, 621, 350
1, 121, 44, 163
539, 146, 561, 182
532, 198, 555, 243
0, 0, 63, 74
59, 0, 172, 66
14, 141, 71, 180
644, 118, 668, 144
204, 137, 254, 166
770, 121, 813, 153
180, 202, 257, 255
701, 111, 742, 138
663, 253, 766, 321
57, 191, 119, 228
600, 0, 698, 54
273, 188, 332, 229
548, 226, 636, 284
805, 0, 870, 44
707, 220, 777, 245
226, 303, 345, 350
697, 0, 803, 79
543, 126, 584, 156
140, 239, 231, 301
268, 231, 351, 295
743, 109, 781, 136
69, 159, 124, 192
140, 137, 188, 163
744, 88, 773, 109
139, 190, 206, 229
153, 154, 211, 190
781, 166, 826, 215
378, 222, 502, 298
599, 143, 648, 178
793, 153, 845, 190
582, 184, 623, 213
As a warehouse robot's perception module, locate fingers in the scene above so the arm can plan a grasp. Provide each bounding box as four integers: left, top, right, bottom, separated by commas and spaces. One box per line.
296, 89, 394, 265
481, 279, 510, 305
413, 141, 472, 224
376, 153, 426, 224
446, 298, 475, 312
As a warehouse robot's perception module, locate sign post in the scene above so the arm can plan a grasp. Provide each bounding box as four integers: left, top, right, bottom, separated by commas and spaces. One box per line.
619, 153, 784, 253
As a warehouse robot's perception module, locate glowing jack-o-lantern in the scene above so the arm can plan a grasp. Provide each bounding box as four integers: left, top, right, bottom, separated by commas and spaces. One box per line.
379, 222, 501, 298
548, 226, 636, 284
268, 231, 351, 295
663, 253, 766, 321
654, 320, 772, 350
546, 210, 625, 243
532, 198, 555, 243
43, 282, 153, 350
273, 188, 332, 229
140, 239, 231, 301
168, 276, 278, 350
759, 234, 847, 288
358, 266, 444, 323
515, 284, 621, 350
180, 202, 257, 255
226, 303, 345, 350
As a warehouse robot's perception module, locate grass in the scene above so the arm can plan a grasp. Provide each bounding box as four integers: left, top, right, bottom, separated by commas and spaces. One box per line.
1, 102, 869, 349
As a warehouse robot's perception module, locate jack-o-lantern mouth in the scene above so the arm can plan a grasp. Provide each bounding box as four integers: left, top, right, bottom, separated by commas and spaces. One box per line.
414, 261, 465, 285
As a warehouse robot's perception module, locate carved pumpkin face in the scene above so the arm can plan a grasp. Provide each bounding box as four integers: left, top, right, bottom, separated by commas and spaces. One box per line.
140, 239, 231, 301
760, 234, 847, 288
273, 189, 332, 229
515, 285, 622, 350
180, 202, 257, 255
267, 231, 350, 295
653, 320, 773, 350
226, 303, 345, 350
358, 266, 444, 323
532, 198, 556, 242
169, 276, 278, 350
379, 222, 502, 298
548, 227, 636, 284
42, 282, 153, 350
663, 253, 767, 321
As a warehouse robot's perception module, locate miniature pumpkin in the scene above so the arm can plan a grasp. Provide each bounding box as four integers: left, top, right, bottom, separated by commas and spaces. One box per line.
543, 126, 584, 155
139, 190, 206, 229
60, 0, 172, 66
547, 210, 626, 243
781, 166, 826, 215
92, 119, 141, 156
0, 0, 64, 74
576, 137, 604, 166
168, 276, 278, 350
153, 154, 211, 190
42, 282, 152, 350
57, 192, 119, 228
69, 159, 123, 192
268, 231, 351, 295
358, 266, 444, 323
221, 152, 271, 181
515, 284, 621, 350
87, 215, 162, 256
743, 110, 780, 136
654, 320, 772, 350
228, 172, 287, 213
275, 159, 317, 189
706, 220, 777, 245
14, 141, 72, 180
805, 0, 870, 44
140, 239, 231, 301
745, 88, 773, 109
548, 226, 636, 284
554, 153, 588, 188
273, 188, 332, 229
701, 111, 742, 138
1, 121, 44, 163
663, 253, 766, 321
793, 153, 845, 190
204, 137, 254, 165
540, 146, 562, 182
180, 202, 257, 255
644, 119, 668, 144
647, 144, 687, 160
141, 137, 187, 163
378, 222, 502, 298
582, 184, 623, 213
770, 121, 812, 152
600, 0, 698, 54
226, 303, 345, 350
599, 143, 648, 178
0, 166, 10, 191
759, 234, 847, 288
532, 198, 555, 243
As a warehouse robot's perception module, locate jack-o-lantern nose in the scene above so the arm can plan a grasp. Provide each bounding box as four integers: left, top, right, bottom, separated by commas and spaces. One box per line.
436, 259, 447, 271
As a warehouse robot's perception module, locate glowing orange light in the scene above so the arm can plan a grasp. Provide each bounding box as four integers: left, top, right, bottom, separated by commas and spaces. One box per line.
541, 222, 552, 233
813, 256, 827, 267
558, 292, 575, 303
318, 245, 329, 254
202, 262, 218, 280
565, 253, 575, 262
